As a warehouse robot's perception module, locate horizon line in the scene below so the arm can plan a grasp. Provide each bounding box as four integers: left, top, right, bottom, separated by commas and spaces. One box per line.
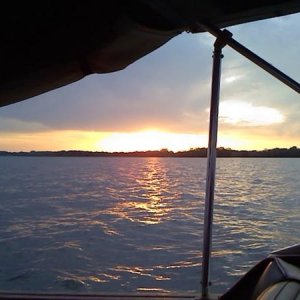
1, 146, 300, 153
1, 146, 299, 157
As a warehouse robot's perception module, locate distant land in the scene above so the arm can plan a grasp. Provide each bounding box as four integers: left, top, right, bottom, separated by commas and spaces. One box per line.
1, 147, 300, 157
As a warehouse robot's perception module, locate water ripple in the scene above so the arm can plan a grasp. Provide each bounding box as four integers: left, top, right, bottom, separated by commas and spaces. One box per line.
0, 157, 299, 294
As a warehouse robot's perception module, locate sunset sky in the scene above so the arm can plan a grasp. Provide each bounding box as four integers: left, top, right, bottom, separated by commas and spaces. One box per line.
0, 13, 299, 152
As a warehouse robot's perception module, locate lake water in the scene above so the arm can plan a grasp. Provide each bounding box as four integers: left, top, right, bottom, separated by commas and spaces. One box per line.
0, 157, 299, 295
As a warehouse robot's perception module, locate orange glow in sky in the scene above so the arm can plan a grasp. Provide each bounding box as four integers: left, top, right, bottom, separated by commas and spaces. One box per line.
97, 130, 207, 152
1, 128, 299, 153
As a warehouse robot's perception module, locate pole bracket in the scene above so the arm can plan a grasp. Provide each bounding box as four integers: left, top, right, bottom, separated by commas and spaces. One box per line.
214, 29, 233, 49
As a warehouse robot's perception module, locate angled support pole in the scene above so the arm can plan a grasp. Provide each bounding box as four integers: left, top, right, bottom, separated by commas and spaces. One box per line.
201, 30, 232, 299
195, 22, 300, 94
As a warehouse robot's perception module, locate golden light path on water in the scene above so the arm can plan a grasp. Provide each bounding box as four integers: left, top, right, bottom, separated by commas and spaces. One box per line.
109, 158, 175, 225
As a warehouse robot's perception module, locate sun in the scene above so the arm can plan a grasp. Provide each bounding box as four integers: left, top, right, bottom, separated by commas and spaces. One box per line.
97, 129, 207, 152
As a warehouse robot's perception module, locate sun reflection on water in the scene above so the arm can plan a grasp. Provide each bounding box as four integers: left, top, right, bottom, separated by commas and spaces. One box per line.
110, 158, 175, 225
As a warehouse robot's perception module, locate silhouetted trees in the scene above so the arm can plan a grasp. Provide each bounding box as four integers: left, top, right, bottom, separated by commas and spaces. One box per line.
1, 146, 300, 157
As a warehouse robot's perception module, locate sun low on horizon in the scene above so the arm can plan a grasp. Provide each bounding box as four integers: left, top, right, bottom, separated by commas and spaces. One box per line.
1, 123, 299, 153
96, 130, 207, 153
78, 127, 299, 153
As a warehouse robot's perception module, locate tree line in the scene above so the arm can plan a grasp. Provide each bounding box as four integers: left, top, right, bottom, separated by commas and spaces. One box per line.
1, 146, 300, 157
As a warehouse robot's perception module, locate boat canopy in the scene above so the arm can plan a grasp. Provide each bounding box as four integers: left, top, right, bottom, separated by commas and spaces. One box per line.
1, 0, 300, 107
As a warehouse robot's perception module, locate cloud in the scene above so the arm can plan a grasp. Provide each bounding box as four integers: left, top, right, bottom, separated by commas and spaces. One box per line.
219, 100, 285, 126
0, 116, 48, 132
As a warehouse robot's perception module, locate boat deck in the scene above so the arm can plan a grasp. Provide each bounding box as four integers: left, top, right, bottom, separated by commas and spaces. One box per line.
0, 293, 219, 300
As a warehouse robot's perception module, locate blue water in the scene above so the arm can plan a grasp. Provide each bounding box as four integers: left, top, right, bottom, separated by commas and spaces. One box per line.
0, 157, 299, 294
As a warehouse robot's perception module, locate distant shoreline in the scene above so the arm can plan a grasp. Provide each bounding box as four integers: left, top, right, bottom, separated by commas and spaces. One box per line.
1, 147, 300, 158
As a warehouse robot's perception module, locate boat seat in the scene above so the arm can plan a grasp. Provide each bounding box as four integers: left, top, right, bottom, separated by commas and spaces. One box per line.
253, 258, 300, 300
256, 280, 300, 300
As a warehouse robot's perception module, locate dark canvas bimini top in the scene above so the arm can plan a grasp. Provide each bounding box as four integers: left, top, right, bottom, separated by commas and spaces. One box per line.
1, 0, 300, 107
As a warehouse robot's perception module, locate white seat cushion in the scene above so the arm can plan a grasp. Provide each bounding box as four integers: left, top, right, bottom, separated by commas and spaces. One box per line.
257, 281, 300, 300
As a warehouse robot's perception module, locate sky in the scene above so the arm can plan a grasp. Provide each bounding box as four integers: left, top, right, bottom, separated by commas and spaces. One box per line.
0, 13, 299, 152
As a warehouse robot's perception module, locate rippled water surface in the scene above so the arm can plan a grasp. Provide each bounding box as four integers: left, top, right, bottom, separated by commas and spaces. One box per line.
0, 157, 299, 294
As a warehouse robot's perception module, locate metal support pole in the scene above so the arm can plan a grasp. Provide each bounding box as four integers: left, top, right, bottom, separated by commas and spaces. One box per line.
195, 22, 300, 94
201, 33, 228, 299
